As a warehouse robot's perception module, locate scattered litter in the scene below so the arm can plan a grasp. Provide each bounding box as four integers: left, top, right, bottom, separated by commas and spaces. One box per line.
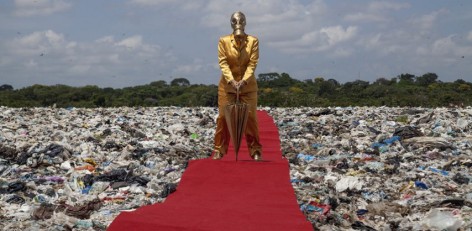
271, 107, 472, 230
0, 107, 215, 229
1, 106, 471, 230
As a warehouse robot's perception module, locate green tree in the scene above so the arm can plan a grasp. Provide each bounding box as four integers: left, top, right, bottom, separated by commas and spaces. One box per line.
170, 78, 190, 87
150, 80, 168, 88
398, 73, 416, 85
458, 84, 471, 92
1, 72, 472, 108
318, 79, 337, 97
374, 77, 392, 86
327, 79, 340, 87
454, 79, 467, 85
416, 72, 438, 86
0, 84, 13, 91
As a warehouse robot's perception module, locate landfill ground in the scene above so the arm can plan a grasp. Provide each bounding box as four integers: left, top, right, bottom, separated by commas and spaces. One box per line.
1, 106, 471, 230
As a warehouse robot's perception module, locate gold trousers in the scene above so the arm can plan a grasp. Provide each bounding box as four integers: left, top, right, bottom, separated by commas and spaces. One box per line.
214, 90, 262, 157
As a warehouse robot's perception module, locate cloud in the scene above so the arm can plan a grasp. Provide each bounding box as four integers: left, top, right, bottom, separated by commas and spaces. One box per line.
128, 0, 370, 58
321, 26, 358, 46
344, 13, 388, 23
172, 58, 217, 79
129, 0, 176, 6
331, 47, 353, 58
177, 64, 201, 73
7, 30, 75, 56
5, 0, 468, 88
368, 1, 410, 11
431, 36, 456, 56
125, 0, 472, 62
359, 33, 391, 54
174, 63, 203, 75
430, 35, 472, 57
14, 0, 71, 17
127, 0, 328, 47
115, 36, 144, 50
201, 0, 326, 29
1, 30, 176, 87
345, 1, 409, 23
410, 9, 448, 31
129, 0, 202, 11
269, 25, 357, 54
412, 34, 472, 70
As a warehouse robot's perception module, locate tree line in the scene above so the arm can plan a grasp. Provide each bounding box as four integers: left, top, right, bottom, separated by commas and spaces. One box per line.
0, 73, 471, 108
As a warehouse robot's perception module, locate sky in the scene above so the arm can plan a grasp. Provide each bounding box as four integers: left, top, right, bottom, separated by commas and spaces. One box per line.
1, 0, 471, 89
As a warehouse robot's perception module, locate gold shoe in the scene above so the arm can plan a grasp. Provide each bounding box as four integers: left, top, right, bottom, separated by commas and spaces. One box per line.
212, 150, 223, 160
252, 151, 262, 161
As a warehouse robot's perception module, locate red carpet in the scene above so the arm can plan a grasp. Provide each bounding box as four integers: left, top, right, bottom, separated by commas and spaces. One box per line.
108, 111, 313, 231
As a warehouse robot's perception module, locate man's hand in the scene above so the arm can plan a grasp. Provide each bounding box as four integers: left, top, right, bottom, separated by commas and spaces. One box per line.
229, 80, 239, 89
237, 80, 247, 88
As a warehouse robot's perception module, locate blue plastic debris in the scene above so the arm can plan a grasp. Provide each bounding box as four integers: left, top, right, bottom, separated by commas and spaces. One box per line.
383, 136, 400, 144
297, 153, 315, 161
312, 144, 322, 149
428, 167, 449, 176
356, 209, 369, 216
418, 166, 449, 176
82, 186, 92, 194
415, 181, 429, 190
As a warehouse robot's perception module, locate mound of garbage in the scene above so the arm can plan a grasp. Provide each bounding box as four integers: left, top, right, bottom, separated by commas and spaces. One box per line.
1, 106, 471, 230
270, 107, 472, 230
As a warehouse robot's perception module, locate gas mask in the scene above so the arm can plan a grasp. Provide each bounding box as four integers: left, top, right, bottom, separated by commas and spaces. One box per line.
231, 12, 246, 38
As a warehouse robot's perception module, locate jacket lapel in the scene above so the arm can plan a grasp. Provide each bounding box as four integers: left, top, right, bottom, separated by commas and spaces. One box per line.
230, 34, 248, 52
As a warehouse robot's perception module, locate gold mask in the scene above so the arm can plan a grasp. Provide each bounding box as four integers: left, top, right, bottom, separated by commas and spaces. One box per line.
231, 11, 246, 37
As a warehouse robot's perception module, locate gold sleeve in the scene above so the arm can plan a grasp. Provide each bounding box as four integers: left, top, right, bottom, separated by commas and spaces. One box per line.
218, 38, 234, 84
242, 38, 259, 81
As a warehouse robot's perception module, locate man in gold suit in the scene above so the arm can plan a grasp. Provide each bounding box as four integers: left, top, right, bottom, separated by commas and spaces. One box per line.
213, 11, 262, 161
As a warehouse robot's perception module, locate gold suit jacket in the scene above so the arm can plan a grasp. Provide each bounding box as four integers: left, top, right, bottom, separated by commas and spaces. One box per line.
218, 34, 259, 94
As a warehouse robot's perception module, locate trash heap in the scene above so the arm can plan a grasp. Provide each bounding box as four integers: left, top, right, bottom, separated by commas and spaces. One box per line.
1, 106, 471, 230
268, 107, 472, 230
0, 107, 216, 230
